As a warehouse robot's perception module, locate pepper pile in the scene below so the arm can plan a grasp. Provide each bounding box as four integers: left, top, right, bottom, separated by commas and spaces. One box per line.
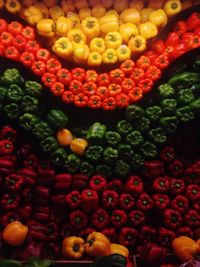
0, 11, 200, 109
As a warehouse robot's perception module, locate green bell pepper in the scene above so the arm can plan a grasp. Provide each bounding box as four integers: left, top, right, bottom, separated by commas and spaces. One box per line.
32, 121, 54, 140
160, 99, 177, 115
116, 120, 133, 136
126, 131, 144, 147
133, 117, 150, 133
40, 136, 59, 153
145, 106, 162, 122
105, 131, 121, 147
158, 83, 175, 99
192, 58, 200, 72
140, 141, 157, 159
46, 109, 69, 130
114, 160, 130, 177
85, 145, 103, 162
190, 83, 200, 96
95, 164, 112, 178
21, 96, 39, 114
51, 148, 68, 166
19, 113, 40, 131
159, 116, 178, 133
177, 89, 195, 106
2, 68, 22, 85
168, 72, 200, 90
7, 84, 24, 103
148, 127, 167, 145
24, 80, 42, 98
65, 153, 81, 173
87, 122, 106, 144
176, 106, 195, 123
190, 98, 200, 113
3, 103, 20, 120
118, 144, 134, 160
103, 147, 118, 164
125, 104, 144, 122
0, 259, 22, 267
0, 86, 7, 103
131, 153, 144, 169
80, 161, 94, 177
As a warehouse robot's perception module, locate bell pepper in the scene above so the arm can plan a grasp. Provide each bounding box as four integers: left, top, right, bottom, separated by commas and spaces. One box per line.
143, 160, 164, 179
56, 129, 73, 147
111, 210, 127, 228
67, 28, 86, 45
24, 80, 42, 98
125, 104, 144, 123
119, 23, 138, 43
90, 37, 105, 54
101, 228, 117, 243
160, 146, 175, 164
62, 236, 84, 260
139, 243, 167, 266
158, 228, 176, 248
81, 16, 100, 40
140, 141, 157, 159
80, 161, 94, 177
103, 147, 118, 164
137, 193, 154, 212
69, 210, 88, 230
87, 122, 106, 144
152, 177, 170, 194
116, 120, 132, 136
99, 14, 118, 33
133, 117, 150, 133
170, 178, 185, 195
105, 32, 122, 49
65, 191, 81, 210
124, 175, 143, 196
73, 43, 90, 63
4, 103, 20, 120
139, 22, 158, 40
164, 0, 181, 17
55, 16, 73, 37
114, 160, 130, 177
171, 195, 189, 214
0, 140, 14, 155
104, 131, 121, 148
128, 35, 146, 53
149, 9, 167, 28
145, 106, 162, 122
118, 227, 138, 247
21, 95, 39, 114
5, 0, 21, 14
91, 208, 109, 229
19, 113, 40, 131
46, 57, 62, 73
176, 106, 195, 123
187, 12, 200, 31
178, 89, 195, 106
159, 116, 178, 134
168, 72, 200, 90
85, 145, 103, 163
148, 128, 167, 145
186, 184, 200, 202
51, 148, 68, 166
102, 190, 118, 210
102, 48, 118, 64
5, 174, 24, 192
64, 153, 81, 174
88, 52, 102, 66
46, 109, 68, 130
3, 221, 28, 247
0, 86, 7, 103
169, 160, 184, 177
139, 226, 157, 245
160, 99, 177, 116
40, 136, 59, 153
190, 98, 200, 114
0, 193, 20, 210
172, 236, 199, 262
32, 121, 53, 141
24, 6, 43, 25
153, 194, 170, 211
70, 138, 88, 156
2, 68, 21, 86
163, 209, 182, 229
0, 211, 20, 228
81, 189, 99, 213
54, 173, 71, 191
95, 164, 111, 178
118, 144, 133, 161
52, 37, 73, 58
126, 131, 143, 147
119, 193, 134, 211
128, 209, 145, 227
0, 126, 17, 142
184, 209, 200, 228
89, 175, 107, 192
158, 84, 175, 100
110, 244, 129, 258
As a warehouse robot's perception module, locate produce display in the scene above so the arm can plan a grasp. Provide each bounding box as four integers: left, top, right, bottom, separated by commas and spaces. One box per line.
0, 2, 200, 267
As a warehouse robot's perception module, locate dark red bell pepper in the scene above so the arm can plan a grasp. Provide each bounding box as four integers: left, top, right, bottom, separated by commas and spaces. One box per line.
119, 193, 135, 211
136, 193, 154, 212
111, 209, 127, 228
44, 242, 60, 260
21, 187, 32, 203
47, 222, 59, 242
164, 32, 180, 47
0, 157, 14, 175
18, 205, 32, 222
173, 21, 188, 37
160, 146, 176, 163
118, 227, 138, 247
33, 186, 49, 205
65, 190, 81, 209
18, 168, 37, 187
184, 209, 200, 228
28, 221, 47, 242
17, 241, 44, 261
177, 226, 193, 238
81, 189, 99, 213
17, 143, 32, 157
0, 126, 17, 142
193, 200, 200, 213
170, 179, 185, 195
51, 194, 65, 206
71, 174, 89, 190
168, 43, 187, 61
152, 177, 170, 193
139, 226, 157, 245
143, 160, 164, 179
89, 175, 107, 192
91, 208, 109, 229
171, 195, 189, 214
124, 175, 143, 197
101, 227, 117, 243
107, 179, 123, 193
101, 190, 118, 210
186, 12, 200, 31
0, 140, 14, 155
69, 210, 89, 230
163, 209, 182, 229
33, 206, 50, 223
168, 160, 184, 177
0, 211, 20, 227
0, 194, 20, 210
185, 163, 200, 184
153, 194, 170, 210
194, 228, 200, 239
23, 154, 38, 170
158, 227, 176, 248
128, 210, 145, 227
5, 174, 24, 192
79, 228, 95, 240
54, 173, 72, 190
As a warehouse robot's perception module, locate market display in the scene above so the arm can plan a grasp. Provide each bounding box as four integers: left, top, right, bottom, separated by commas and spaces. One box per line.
0, 1, 200, 267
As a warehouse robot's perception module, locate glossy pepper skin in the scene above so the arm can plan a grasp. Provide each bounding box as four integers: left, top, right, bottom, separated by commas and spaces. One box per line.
54, 173, 72, 190
46, 109, 69, 130
85, 146, 103, 163
168, 72, 200, 90
62, 236, 84, 260
21, 96, 39, 114
184, 209, 200, 228
139, 226, 157, 245
125, 104, 144, 123
103, 147, 118, 164
170, 179, 185, 195
153, 194, 170, 210
0, 194, 20, 210
186, 184, 200, 202
89, 175, 107, 192
136, 193, 154, 212
32, 121, 53, 141
116, 120, 133, 136
87, 122, 106, 144
111, 209, 128, 228
105, 131, 121, 148
118, 227, 138, 247
158, 227, 176, 248
5, 174, 24, 192
81, 189, 99, 213
40, 136, 59, 153
159, 116, 178, 134
163, 209, 182, 229
2, 68, 22, 86
114, 160, 130, 177
0, 140, 14, 155
101, 190, 118, 210
152, 177, 170, 193
51, 148, 68, 166
7, 84, 24, 103
69, 210, 88, 230
143, 160, 164, 179
124, 175, 143, 197
119, 193, 134, 211
140, 141, 157, 160
168, 160, 184, 177
91, 208, 109, 230
4, 103, 20, 120
171, 195, 189, 214
19, 113, 40, 131
158, 84, 175, 100
65, 191, 81, 210
129, 210, 145, 227
160, 146, 176, 163
24, 80, 42, 98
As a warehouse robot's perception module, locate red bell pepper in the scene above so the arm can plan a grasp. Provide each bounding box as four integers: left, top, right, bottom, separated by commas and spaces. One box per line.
184, 209, 200, 228
0, 194, 20, 210
115, 93, 129, 108
143, 160, 164, 179
158, 228, 176, 248
182, 33, 200, 50
5, 46, 20, 61
33, 186, 49, 205
153, 54, 169, 70
185, 164, 200, 184
0, 126, 17, 142
97, 73, 110, 87
168, 43, 187, 61
50, 82, 65, 96
46, 57, 61, 74
139, 242, 166, 266
25, 40, 40, 54
0, 42, 5, 56
74, 93, 89, 108
82, 82, 97, 96
81, 189, 99, 213
119, 193, 135, 211
31, 60, 46, 76
152, 177, 170, 193
136, 55, 151, 70
138, 79, 153, 94
12, 34, 26, 52
18, 205, 32, 222
91, 208, 109, 229
101, 227, 117, 243
107, 179, 123, 193
79, 228, 95, 240
71, 67, 85, 82
23, 154, 38, 170
85, 70, 98, 83
164, 32, 180, 47
0, 31, 13, 46
110, 68, 125, 84
71, 173, 89, 190
69, 210, 89, 230
121, 78, 135, 93
20, 51, 35, 67
130, 68, 145, 83
36, 48, 50, 62
41, 73, 57, 88
139, 225, 157, 245
21, 187, 32, 203
194, 228, 200, 239
0, 140, 14, 155
62, 91, 74, 104
193, 200, 200, 213
51, 194, 65, 206
128, 210, 145, 227
186, 12, 200, 31
173, 21, 188, 37
163, 209, 182, 229
0, 211, 20, 228
65, 190, 81, 209
145, 66, 161, 82
8, 21, 22, 35
111, 209, 127, 228
102, 97, 116, 110
124, 175, 143, 197
177, 226, 193, 238
5, 174, 24, 192
120, 59, 135, 75
0, 19, 7, 33
171, 195, 189, 214
0, 157, 14, 175
54, 173, 72, 190
89, 175, 107, 192
101, 190, 118, 210
56, 68, 72, 86
153, 194, 170, 210
136, 193, 154, 212
168, 160, 184, 177
21, 26, 35, 40
170, 179, 185, 195
118, 227, 138, 247
18, 168, 37, 187
152, 39, 165, 54
88, 95, 102, 109
160, 146, 176, 163
33, 206, 50, 223
144, 49, 157, 62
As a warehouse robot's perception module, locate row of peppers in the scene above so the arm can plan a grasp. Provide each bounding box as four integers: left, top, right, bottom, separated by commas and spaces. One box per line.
0, 12, 200, 109
0, 123, 199, 261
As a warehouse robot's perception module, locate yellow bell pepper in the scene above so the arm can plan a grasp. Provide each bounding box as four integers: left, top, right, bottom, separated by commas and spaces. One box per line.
67, 28, 86, 44
61, 0, 75, 13
75, 0, 89, 9
89, 0, 100, 7
81, 16, 100, 40
110, 244, 129, 258
3, 221, 28, 247
56, 16, 73, 36
99, 14, 119, 34
148, 0, 165, 9
24, 6, 43, 25
114, 0, 129, 13
70, 138, 88, 155
79, 7, 91, 20
52, 37, 73, 58
149, 9, 167, 28
128, 35, 146, 53
105, 31, 122, 49
88, 51, 102, 66
5, 0, 21, 14
106, 10, 119, 18
34, 2, 49, 19
49, 5, 64, 21
140, 8, 153, 23
102, 0, 113, 9
120, 8, 141, 24
117, 45, 131, 62
129, 0, 144, 11
0, 0, 4, 9
67, 12, 81, 28
57, 129, 73, 146
73, 43, 90, 63
43, 0, 57, 8
92, 4, 106, 18
139, 22, 158, 39
102, 48, 118, 64
90, 37, 105, 54
23, 0, 36, 7
163, 0, 182, 17
119, 23, 138, 43
37, 19, 55, 38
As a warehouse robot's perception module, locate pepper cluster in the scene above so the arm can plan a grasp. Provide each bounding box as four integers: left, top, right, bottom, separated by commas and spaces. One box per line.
0, 11, 200, 109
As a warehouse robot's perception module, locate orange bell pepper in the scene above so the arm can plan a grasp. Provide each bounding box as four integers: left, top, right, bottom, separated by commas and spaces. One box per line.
3, 221, 28, 246
57, 129, 73, 146
110, 243, 129, 258
62, 236, 85, 260
85, 232, 111, 258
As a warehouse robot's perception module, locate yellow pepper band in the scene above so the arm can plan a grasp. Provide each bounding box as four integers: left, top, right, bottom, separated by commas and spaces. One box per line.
67, 28, 86, 44
119, 23, 138, 43
24, 6, 43, 25
102, 48, 118, 64
73, 43, 90, 63
128, 35, 146, 53
5, 0, 21, 13
49, 5, 64, 21
139, 22, 158, 39
164, 0, 182, 16
99, 14, 119, 33
34, 2, 49, 18
117, 45, 131, 62
52, 37, 73, 58
37, 19, 55, 38
88, 51, 102, 66
90, 37, 105, 54
81, 16, 100, 40
56, 16, 73, 36
149, 9, 168, 28
105, 31, 123, 49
